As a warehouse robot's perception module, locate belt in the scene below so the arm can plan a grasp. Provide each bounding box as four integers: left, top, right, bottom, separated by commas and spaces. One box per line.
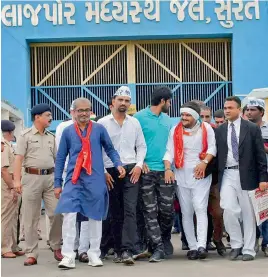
225, 165, 239, 170
25, 167, 54, 175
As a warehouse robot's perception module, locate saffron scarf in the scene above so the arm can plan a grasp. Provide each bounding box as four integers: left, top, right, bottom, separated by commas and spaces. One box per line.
72, 121, 93, 184
174, 122, 208, 169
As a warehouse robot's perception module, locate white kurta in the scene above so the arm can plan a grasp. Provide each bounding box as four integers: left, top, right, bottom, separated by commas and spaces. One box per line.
163, 122, 216, 250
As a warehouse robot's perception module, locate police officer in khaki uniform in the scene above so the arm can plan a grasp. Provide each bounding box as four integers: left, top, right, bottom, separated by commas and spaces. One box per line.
1, 120, 25, 258
13, 104, 63, 266
1, 133, 5, 152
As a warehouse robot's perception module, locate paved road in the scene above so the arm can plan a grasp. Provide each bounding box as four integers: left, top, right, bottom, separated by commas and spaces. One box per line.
2, 215, 267, 277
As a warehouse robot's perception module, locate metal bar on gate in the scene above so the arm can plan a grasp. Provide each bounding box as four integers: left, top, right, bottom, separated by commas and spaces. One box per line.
37, 88, 71, 118
83, 86, 109, 109
171, 84, 182, 94
204, 83, 225, 104
180, 85, 183, 106
35, 87, 38, 105
31, 84, 126, 89
134, 81, 231, 86
226, 82, 229, 97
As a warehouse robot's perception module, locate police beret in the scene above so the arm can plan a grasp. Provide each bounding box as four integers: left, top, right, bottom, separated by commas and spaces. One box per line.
1, 120, 15, 132
31, 104, 51, 116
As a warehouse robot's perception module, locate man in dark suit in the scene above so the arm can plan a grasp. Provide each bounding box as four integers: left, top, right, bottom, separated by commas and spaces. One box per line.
215, 96, 268, 261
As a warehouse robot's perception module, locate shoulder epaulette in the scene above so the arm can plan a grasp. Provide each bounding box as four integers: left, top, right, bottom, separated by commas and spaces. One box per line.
46, 130, 55, 137
20, 128, 32, 136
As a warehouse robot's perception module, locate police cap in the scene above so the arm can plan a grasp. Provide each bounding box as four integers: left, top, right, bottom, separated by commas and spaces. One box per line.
31, 104, 51, 116
1, 120, 15, 132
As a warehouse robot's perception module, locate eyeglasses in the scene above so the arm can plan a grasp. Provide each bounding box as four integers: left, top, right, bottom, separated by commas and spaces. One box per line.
76, 108, 91, 114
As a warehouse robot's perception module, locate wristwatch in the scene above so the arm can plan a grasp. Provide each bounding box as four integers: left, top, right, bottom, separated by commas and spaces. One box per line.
202, 159, 209, 165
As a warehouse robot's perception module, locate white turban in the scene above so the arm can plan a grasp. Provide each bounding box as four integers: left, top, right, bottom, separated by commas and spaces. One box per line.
180, 107, 200, 121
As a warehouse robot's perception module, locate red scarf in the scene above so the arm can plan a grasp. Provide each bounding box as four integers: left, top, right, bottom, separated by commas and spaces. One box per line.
72, 121, 93, 184
174, 122, 208, 169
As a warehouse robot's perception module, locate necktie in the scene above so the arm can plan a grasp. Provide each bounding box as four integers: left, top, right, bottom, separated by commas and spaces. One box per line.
231, 123, 239, 162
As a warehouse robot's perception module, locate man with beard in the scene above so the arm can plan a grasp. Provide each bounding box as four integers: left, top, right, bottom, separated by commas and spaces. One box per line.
54, 98, 125, 269
164, 101, 216, 260
214, 110, 225, 127
98, 86, 147, 265
13, 104, 63, 266
246, 98, 268, 257
134, 87, 174, 262
55, 102, 91, 263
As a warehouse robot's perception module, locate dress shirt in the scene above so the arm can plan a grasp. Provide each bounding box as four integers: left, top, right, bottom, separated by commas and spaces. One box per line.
226, 117, 241, 167
98, 114, 147, 169
55, 119, 74, 171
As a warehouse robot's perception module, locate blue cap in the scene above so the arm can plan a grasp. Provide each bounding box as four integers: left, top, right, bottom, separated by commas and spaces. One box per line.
31, 104, 51, 116
1, 120, 15, 132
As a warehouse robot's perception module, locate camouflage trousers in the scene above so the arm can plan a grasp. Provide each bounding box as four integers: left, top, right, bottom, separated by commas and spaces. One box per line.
141, 171, 175, 251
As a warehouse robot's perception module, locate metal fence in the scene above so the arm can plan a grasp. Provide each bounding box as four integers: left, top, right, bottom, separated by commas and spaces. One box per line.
31, 81, 232, 120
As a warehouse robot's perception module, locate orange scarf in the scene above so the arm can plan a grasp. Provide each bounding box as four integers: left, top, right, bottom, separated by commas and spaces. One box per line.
72, 121, 93, 184
174, 122, 208, 169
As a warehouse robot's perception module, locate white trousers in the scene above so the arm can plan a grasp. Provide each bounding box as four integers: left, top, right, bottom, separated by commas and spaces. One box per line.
62, 213, 102, 260
176, 178, 211, 250
220, 170, 256, 256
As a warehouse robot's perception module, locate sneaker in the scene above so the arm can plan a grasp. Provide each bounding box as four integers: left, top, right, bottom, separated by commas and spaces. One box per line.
88, 253, 103, 267
149, 250, 165, 263
58, 257, 75, 269
113, 252, 122, 263
163, 239, 174, 256
100, 251, 108, 260
121, 251, 134, 265
262, 246, 268, 257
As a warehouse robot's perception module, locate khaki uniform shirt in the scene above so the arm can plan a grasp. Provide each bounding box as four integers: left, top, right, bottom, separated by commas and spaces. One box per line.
1, 140, 15, 188
15, 125, 56, 169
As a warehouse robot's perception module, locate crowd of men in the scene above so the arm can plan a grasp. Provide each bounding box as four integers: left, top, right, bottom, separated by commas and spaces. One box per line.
1, 86, 268, 269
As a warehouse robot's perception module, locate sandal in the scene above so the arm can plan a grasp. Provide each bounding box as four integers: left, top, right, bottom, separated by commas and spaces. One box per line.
2, 252, 16, 258
79, 252, 89, 263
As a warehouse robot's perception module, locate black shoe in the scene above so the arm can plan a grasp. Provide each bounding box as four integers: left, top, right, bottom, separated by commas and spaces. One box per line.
242, 254, 254, 261
182, 241, 190, 251
100, 251, 108, 260
113, 252, 122, 263
198, 247, 208, 260
206, 242, 216, 251
187, 250, 198, 260
229, 248, 242, 260
121, 251, 134, 265
149, 250, 165, 263
163, 239, 174, 256
74, 250, 78, 260
214, 240, 226, 256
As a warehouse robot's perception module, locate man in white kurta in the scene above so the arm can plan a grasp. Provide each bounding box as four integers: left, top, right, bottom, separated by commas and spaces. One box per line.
163, 101, 216, 260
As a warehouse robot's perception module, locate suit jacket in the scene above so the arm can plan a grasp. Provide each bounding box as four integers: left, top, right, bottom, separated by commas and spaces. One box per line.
205, 126, 218, 184
215, 118, 268, 191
